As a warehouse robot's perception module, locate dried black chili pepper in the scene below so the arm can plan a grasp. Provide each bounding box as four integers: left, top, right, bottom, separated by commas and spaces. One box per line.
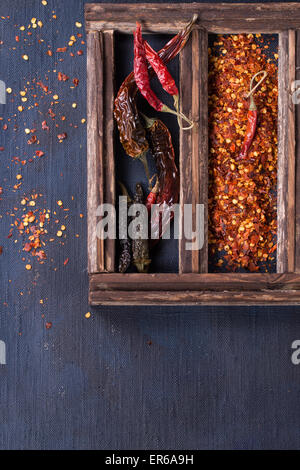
118, 182, 132, 273
132, 183, 151, 273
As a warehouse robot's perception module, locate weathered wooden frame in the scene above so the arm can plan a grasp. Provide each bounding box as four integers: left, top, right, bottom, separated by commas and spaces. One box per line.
86, 3, 300, 305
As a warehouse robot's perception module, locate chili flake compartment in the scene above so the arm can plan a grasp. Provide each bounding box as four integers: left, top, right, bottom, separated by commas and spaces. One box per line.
208, 33, 278, 273
86, 3, 300, 305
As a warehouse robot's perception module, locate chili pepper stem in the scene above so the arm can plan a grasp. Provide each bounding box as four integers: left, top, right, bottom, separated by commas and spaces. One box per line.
140, 112, 156, 129
246, 70, 268, 100
149, 174, 159, 192
249, 93, 256, 111
118, 181, 132, 202
161, 104, 194, 130
173, 94, 179, 113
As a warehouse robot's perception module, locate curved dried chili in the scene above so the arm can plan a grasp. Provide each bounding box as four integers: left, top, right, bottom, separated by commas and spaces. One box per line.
143, 115, 179, 243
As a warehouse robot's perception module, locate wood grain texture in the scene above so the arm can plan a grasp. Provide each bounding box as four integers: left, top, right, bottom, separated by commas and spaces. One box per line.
179, 31, 193, 273
85, 3, 300, 33
87, 30, 116, 274
277, 30, 295, 273
179, 28, 208, 273
89, 289, 300, 306
103, 31, 116, 272
288, 30, 296, 272
87, 30, 104, 273
197, 28, 208, 273
295, 30, 300, 271
90, 272, 300, 291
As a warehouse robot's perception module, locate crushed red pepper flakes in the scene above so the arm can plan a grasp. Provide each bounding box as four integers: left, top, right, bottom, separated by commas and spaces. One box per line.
57, 132, 67, 140
58, 71, 69, 81
27, 135, 37, 145
208, 34, 278, 272
42, 120, 49, 131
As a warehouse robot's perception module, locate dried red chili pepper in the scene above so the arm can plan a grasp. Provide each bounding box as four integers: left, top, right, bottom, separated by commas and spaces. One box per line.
142, 115, 179, 242
237, 70, 267, 160
144, 40, 179, 111
134, 23, 193, 128
114, 15, 197, 166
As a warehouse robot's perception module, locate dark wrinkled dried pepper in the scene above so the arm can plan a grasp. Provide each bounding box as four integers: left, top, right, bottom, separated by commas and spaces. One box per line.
118, 182, 132, 273
132, 183, 151, 273
142, 115, 179, 243
114, 15, 197, 164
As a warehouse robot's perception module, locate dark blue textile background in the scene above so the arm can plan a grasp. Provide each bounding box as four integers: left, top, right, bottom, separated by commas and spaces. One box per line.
0, 0, 300, 450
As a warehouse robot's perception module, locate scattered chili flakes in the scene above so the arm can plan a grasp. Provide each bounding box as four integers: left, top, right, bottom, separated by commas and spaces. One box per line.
45, 322, 52, 329
27, 135, 37, 145
48, 108, 56, 118
57, 132, 67, 140
35, 150, 44, 157
37, 81, 48, 93
63, 257, 69, 265
58, 71, 69, 81
42, 120, 49, 131
208, 34, 278, 272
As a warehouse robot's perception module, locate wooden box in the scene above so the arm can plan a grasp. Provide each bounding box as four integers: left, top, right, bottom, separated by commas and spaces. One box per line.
86, 2, 300, 305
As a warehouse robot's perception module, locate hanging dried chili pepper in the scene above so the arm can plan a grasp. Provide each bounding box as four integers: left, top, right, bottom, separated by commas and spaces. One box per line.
132, 183, 151, 273
114, 15, 197, 162
237, 70, 267, 160
144, 40, 179, 112
142, 114, 179, 243
118, 182, 132, 273
134, 23, 193, 129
